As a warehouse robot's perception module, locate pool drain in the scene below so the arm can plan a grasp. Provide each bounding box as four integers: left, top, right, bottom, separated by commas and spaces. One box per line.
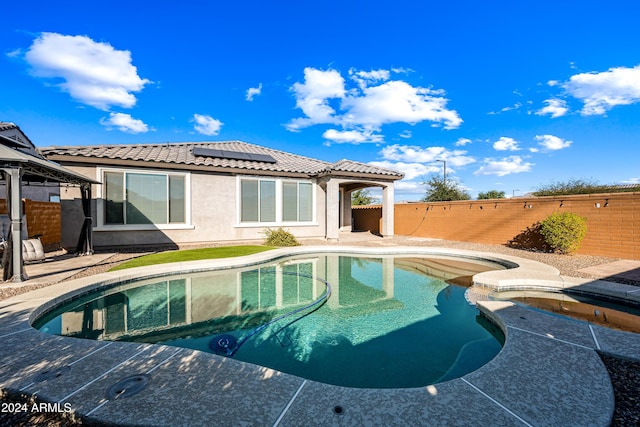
209, 334, 239, 356
34, 365, 71, 383
106, 374, 151, 400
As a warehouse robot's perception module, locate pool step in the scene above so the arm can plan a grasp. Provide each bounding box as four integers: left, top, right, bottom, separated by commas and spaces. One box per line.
465, 286, 492, 306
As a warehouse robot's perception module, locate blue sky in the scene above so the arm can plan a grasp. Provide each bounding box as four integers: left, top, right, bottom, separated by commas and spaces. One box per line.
2, 0, 639, 201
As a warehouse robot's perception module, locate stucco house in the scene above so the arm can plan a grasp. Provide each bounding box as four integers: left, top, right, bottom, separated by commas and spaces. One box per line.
40, 141, 403, 249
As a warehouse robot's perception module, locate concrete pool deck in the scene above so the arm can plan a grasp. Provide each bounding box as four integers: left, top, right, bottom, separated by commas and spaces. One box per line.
1, 246, 640, 426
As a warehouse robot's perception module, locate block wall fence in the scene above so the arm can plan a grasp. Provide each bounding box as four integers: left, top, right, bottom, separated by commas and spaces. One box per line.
0, 199, 62, 251
352, 192, 640, 260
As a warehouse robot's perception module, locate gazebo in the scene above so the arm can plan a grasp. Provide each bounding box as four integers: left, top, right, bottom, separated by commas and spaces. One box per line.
0, 122, 100, 282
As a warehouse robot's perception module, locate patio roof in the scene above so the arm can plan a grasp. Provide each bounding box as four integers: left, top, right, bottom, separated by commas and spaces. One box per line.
0, 139, 100, 186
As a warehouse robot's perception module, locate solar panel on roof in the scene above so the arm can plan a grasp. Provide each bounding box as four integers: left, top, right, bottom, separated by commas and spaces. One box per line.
193, 147, 277, 163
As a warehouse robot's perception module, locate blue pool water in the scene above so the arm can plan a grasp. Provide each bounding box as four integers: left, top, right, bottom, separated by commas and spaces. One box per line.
35, 254, 505, 388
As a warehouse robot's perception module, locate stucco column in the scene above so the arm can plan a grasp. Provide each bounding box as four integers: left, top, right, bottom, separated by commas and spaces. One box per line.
340, 189, 352, 231
326, 179, 340, 241
381, 184, 394, 238
8, 168, 25, 282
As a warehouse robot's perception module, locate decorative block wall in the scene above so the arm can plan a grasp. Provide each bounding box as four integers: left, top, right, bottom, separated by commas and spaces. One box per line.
0, 199, 61, 251
352, 192, 640, 260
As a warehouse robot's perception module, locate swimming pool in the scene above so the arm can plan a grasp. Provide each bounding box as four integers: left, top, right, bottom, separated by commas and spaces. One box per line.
34, 253, 506, 388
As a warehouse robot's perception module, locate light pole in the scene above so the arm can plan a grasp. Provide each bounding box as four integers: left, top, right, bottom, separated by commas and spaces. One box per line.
436, 159, 446, 185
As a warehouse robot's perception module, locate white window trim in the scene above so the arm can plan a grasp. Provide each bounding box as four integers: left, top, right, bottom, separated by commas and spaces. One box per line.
94, 167, 193, 231
235, 176, 317, 227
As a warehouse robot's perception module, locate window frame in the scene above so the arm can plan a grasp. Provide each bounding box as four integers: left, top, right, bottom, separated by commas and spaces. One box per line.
95, 167, 192, 230
236, 176, 317, 227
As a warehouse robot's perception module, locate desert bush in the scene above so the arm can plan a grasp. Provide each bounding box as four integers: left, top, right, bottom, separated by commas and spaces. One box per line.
264, 227, 300, 247
533, 178, 640, 196
539, 212, 587, 254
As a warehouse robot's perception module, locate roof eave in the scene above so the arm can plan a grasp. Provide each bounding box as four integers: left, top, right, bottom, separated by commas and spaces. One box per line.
315, 170, 404, 181
43, 155, 316, 179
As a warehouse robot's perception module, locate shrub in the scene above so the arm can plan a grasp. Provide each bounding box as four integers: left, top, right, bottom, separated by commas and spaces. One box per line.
533, 178, 640, 196
477, 190, 506, 199
264, 227, 300, 247
539, 212, 587, 254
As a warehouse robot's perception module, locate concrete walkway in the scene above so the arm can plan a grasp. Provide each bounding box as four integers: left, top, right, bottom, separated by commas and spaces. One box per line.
578, 259, 640, 282
1, 252, 115, 287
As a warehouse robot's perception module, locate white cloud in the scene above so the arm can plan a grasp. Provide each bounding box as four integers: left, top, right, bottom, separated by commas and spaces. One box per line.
535, 134, 572, 150
349, 68, 390, 88
393, 180, 425, 192
369, 160, 439, 181
342, 80, 462, 129
474, 156, 533, 176
455, 138, 472, 146
286, 67, 462, 142
287, 68, 345, 131
193, 114, 223, 135
379, 144, 475, 167
536, 98, 569, 118
23, 32, 150, 110
391, 67, 414, 75
323, 128, 383, 144
493, 137, 520, 151
501, 103, 522, 112
562, 65, 640, 115
488, 103, 522, 115
622, 177, 640, 184
245, 83, 262, 101
100, 112, 149, 133
399, 130, 412, 139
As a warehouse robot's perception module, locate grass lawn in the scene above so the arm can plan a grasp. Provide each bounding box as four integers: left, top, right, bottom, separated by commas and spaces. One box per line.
108, 245, 274, 271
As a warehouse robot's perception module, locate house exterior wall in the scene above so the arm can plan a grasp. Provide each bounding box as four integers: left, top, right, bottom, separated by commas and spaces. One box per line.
58, 165, 327, 249
0, 185, 60, 202
352, 192, 640, 260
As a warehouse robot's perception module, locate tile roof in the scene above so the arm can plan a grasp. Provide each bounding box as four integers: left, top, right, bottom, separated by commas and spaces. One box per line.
0, 121, 18, 132
40, 141, 404, 179
0, 121, 39, 155
321, 159, 399, 175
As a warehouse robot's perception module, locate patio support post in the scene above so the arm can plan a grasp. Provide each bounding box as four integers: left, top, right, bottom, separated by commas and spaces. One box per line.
75, 183, 94, 256
326, 179, 340, 241
1, 167, 25, 282
381, 184, 394, 238
341, 188, 352, 231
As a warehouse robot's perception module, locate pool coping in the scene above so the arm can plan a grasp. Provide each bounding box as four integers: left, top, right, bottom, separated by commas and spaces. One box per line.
1, 246, 639, 426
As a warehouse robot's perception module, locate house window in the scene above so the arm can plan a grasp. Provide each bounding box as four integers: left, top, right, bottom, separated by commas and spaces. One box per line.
240, 179, 276, 222
240, 178, 314, 224
104, 171, 186, 225
283, 182, 313, 222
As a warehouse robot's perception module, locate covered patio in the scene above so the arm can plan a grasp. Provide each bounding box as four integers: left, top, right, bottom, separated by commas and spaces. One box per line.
317, 160, 400, 241
0, 123, 100, 282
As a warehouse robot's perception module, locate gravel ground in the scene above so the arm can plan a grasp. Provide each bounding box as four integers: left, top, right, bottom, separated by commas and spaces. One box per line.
1, 237, 639, 426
